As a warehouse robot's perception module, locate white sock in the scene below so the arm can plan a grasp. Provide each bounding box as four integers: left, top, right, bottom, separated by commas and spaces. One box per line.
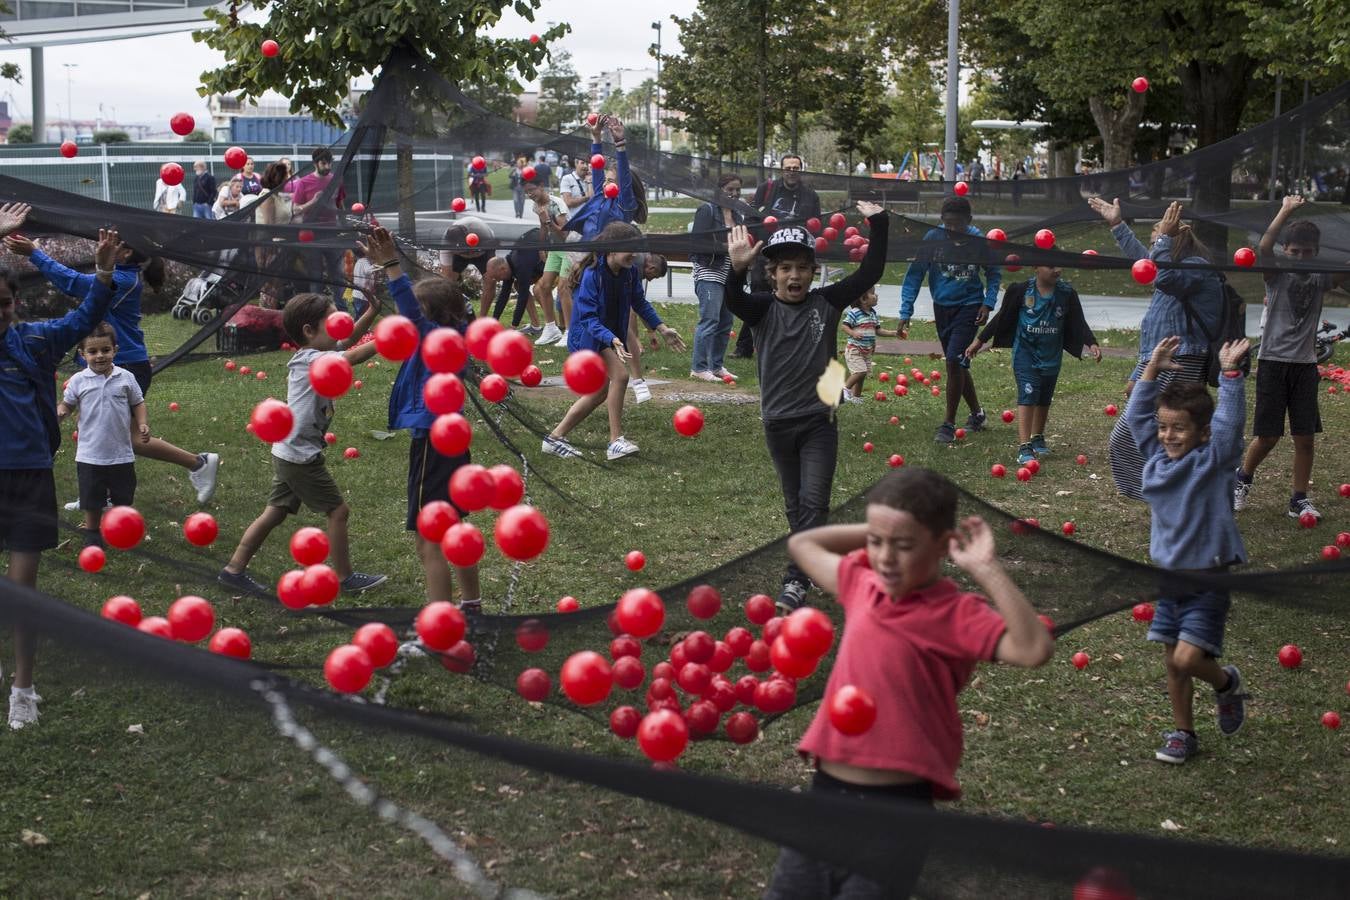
11, 686, 35, 699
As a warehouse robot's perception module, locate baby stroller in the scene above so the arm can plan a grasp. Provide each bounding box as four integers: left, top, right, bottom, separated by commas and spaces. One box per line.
171, 247, 244, 325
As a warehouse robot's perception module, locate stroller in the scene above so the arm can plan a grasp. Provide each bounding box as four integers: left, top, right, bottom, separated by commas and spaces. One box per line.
171, 247, 244, 325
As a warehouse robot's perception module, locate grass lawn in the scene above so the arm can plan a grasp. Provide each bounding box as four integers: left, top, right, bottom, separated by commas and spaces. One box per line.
2, 306, 1347, 897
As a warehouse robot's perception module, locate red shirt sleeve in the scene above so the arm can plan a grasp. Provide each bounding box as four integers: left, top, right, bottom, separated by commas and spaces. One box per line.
940, 593, 1008, 661
834, 549, 871, 613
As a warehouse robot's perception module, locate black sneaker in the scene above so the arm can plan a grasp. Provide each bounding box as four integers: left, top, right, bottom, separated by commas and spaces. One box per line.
82, 528, 105, 550
1215, 665, 1249, 737
1287, 496, 1321, 522
934, 422, 957, 444
341, 572, 388, 594
459, 598, 483, 615
965, 409, 988, 432
776, 581, 808, 615
217, 568, 273, 597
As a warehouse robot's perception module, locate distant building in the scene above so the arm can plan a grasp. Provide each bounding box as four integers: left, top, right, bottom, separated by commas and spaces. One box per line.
206, 91, 363, 145
586, 68, 657, 110
0, 102, 11, 141
513, 91, 539, 126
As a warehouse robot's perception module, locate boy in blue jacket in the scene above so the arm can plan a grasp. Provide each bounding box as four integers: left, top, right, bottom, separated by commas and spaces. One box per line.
366, 227, 482, 612
563, 115, 647, 242
0, 208, 120, 730
899, 196, 1001, 443
1126, 334, 1251, 765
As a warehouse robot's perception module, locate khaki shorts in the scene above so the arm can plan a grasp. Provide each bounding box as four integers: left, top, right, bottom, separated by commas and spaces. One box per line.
543, 250, 572, 276
268, 455, 344, 515
844, 346, 873, 375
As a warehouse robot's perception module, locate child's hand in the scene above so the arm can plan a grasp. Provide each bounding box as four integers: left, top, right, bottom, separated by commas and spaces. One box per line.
1157, 201, 1183, 237
855, 200, 883, 218
964, 338, 982, 359
1148, 335, 1182, 371
610, 336, 631, 361
898, 319, 910, 339
657, 324, 686, 353
1087, 197, 1123, 227
727, 225, 762, 272
356, 226, 397, 267
590, 115, 607, 143
1086, 344, 1102, 363
1218, 338, 1250, 371
0, 202, 32, 238
138, 423, 150, 443
94, 228, 122, 271
948, 516, 997, 572
3, 233, 35, 257
1281, 194, 1305, 213
608, 117, 626, 143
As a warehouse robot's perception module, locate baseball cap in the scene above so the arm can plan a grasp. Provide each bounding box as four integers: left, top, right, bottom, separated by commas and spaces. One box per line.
762, 225, 815, 261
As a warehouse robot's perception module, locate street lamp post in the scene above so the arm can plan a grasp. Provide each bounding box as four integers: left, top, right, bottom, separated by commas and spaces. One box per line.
651, 20, 662, 197
63, 63, 78, 141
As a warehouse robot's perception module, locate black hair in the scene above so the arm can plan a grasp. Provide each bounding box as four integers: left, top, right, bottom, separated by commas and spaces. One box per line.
629, 170, 648, 225
940, 196, 973, 220
311, 147, 334, 164
568, 221, 641, 291
780, 154, 804, 169
717, 173, 742, 190
1157, 381, 1215, 431
124, 247, 166, 292
413, 277, 468, 328
80, 321, 117, 349
1285, 220, 1320, 248
281, 292, 333, 346
642, 253, 668, 279
766, 246, 816, 270
261, 162, 289, 191
0, 267, 20, 297
866, 467, 958, 536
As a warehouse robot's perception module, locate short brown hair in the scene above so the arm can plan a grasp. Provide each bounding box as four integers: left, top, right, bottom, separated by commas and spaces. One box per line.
1285, 220, 1320, 248
80, 321, 118, 350
866, 467, 958, 535
413, 277, 467, 327
1157, 381, 1215, 431
282, 293, 333, 346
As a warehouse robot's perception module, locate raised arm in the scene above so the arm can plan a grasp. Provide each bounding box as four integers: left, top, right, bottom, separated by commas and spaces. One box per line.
1259, 195, 1303, 260
786, 523, 867, 597
40, 228, 120, 357
1210, 339, 1251, 466
947, 517, 1054, 668
819, 205, 889, 310
723, 225, 772, 324
1089, 196, 1150, 260
1126, 335, 1181, 456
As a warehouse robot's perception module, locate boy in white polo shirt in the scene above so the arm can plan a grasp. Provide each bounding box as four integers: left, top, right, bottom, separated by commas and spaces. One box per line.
57, 322, 148, 547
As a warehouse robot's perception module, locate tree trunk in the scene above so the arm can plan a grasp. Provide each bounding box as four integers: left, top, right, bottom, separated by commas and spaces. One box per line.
1175, 53, 1256, 257
397, 141, 416, 238
791, 109, 799, 155
1088, 92, 1146, 172
1047, 143, 1078, 203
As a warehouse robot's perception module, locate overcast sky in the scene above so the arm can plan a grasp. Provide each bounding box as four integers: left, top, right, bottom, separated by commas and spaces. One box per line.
0, 0, 699, 127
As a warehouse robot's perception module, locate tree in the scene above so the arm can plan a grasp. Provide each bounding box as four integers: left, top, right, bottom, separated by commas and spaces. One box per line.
536, 50, 584, 133
7, 124, 33, 144
93, 130, 131, 144
826, 23, 892, 167
183, 130, 213, 143
0, 3, 19, 83
195, 0, 564, 234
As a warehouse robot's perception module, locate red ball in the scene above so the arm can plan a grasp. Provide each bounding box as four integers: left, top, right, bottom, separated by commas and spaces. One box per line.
325, 311, 355, 340
986, 228, 1007, 242
137, 616, 173, 639
682, 631, 715, 665
182, 512, 218, 547
353, 622, 399, 668
429, 413, 473, 456
464, 233, 480, 248
613, 655, 645, 690
1034, 229, 1056, 250
888, 454, 904, 468
781, 607, 835, 659
208, 627, 252, 659
1131, 76, 1149, 93
168, 595, 215, 642
516, 668, 551, 702
520, 364, 542, 387
486, 329, 534, 378
625, 550, 646, 571
603, 182, 620, 199
686, 699, 720, 735
556, 596, 580, 613
610, 705, 641, 739
465, 318, 505, 360
1233, 247, 1256, 267
239, 366, 251, 375
1323, 711, 1342, 730
494, 504, 550, 561
991, 464, 1007, 478
170, 112, 195, 136
673, 405, 705, 437
1131, 258, 1157, 285
1105, 404, 1119, 417
1340, 484, 1350, 498
301, 564, 340, 606
374, 315, 420, 361
616, 588, 665, 638
1074, 865, 1136, 900
889, 415, 899, 424
515, 619, 549, 652
351, 202, 365, 214
1322, 545, 1341, 561
260, 38, 280, 57
823, 226, 840, 242
954, 428, 966, 440
745, 593, 775, 625
479, 373, 510, 403
325, 645, 374, 693
1002, 409, 1015, 423
276, 570, 307, 609
1072, 651, 1091, 670
686, 584, 722, 619
440, 522, 485, 566
100, 505, 146, 550
637, 709, 688, 762
1038, 613, 1055, 631
1005, 253, 1022, 272
708, 641, 735, 674
953, 181, 969, 197
1131, 603, 1155, 622
416, 601, 466, 652
610, 635, 642, 660
754, 677, 796, 713
814, 237, 829, 253
590, 153, 606, 169
101, 595, 142, 626
829, 213, 847, 230
677, 662, 712, 695
1062, 521, 1075, 536
561, 650, 613, 706
289, 526, 330, 565
725, 711, 759, 744
297, 230, 315, 244
1016, 467, 1032, 482
250, 399, 294, 443
471, 156, 486, 171
770, 636, 818, 679
522, 165, 537, 182
224, 146, 247, 170
828, 685, 878, 735
1299, 511, 1318, 529
169, 402, 180, 412
894, 385, 908, 396
1336, 532, 1350, 548
308, 354, 353, 398
562, 350, 607, 395
488, 465, 525, 510
451, 197, 467, 212
763, 216, 779, 226
441, 640, 476, 673
734, 674, 760, 705
449, 463, 496, 512
159, 162, 184, 186
1277, 643, 1303, 669
724, 626, 753, 657
423, 372, 466, 415
1082, 249, 1099, 256
422, 328, 468, 375
874, 391, 886, 402
1076, 454, 1088, 465
805, 217, 822, 234
762, 616, 784, 644
59, 141, 78, 159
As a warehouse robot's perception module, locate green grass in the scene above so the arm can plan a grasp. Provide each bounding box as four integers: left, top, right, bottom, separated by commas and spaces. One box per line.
2, 307, 1348, 896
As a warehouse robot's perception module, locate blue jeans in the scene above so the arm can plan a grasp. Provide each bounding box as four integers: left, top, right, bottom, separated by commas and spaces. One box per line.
691, 279, 733, 372
1148, 588, 1231, 657
193, 203, 215, 220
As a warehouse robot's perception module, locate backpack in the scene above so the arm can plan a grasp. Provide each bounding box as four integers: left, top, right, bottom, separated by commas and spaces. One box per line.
1179, 275, 1248, 386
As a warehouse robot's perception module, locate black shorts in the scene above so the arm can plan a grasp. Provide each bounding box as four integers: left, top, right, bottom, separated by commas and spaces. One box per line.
405, 435, 471, 530
122, 360, 153, 396
1253, 360, 1321, 437
77, 461, 137, 511
0, 468, 59, 553
934, 303, 982, 361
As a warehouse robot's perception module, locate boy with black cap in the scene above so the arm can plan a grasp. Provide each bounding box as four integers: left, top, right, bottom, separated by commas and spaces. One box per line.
725, 201, 888, 612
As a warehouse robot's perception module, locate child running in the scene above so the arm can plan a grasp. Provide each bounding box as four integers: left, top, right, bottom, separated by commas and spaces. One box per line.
57, 322, 149, 548
367, 226, 483, 612
965, 261, 1101, 463
840, 288, 896, 403
724, 201, 888, 613
1234, 195, 1350, 522
767, 467, 1053, 897
218, 284, 387, 596
1126, 335, 1251, 764
542, 221, 684, 462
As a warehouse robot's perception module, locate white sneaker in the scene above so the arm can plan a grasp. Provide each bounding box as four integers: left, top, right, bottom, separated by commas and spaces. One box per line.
542, 435, 582, 459
606, 436, 640, 460
690, 370, 718, 382
535, 323, 564, 346
63, 499, 81, 511
189, 452, 220, 504
1233, 477, 1252, 512
9, 689, 41, 730
713, 367, 738, 382
631, 379, 652, 404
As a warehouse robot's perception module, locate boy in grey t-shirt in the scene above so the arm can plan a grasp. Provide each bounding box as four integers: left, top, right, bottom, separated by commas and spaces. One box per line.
218, 290, 389, 597
1235, 195, 1350, 522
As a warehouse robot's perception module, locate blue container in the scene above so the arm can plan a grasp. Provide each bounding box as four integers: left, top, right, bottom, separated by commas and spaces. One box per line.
229, 117, 350, 146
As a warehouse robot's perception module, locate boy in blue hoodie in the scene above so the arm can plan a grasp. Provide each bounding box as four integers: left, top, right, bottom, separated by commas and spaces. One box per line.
1126, 334, 1251, 765
0, 208, 120, 730
366, 227, 482, 612
899, 196, 1001, 443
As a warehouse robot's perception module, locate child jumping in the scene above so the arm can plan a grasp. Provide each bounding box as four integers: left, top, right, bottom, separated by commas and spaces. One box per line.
1126, 335, 1251, 764
1234, 195, 1350, 522
218, 283, 387, 597
541, 221, 684, 462
840, 287, 895, 402
724, 202, 888, 613
965, 261, 1101, 463
57, 322, 149, 547
767, 467, 1053, 897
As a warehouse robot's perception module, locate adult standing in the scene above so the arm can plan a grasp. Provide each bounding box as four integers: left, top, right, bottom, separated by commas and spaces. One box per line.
152, 174, 185, 215
291, 146, 348, 311
509, 157, 528, 219
559, 156, 591, 211
191, 161, 218, 220
689, 174, 745, 382
1089, 197, 1224, 501
239, 158, 263, 196
253, 162, 296, 309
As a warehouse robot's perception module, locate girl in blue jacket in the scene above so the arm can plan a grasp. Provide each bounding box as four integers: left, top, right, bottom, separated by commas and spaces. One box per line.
543, 222, 684, 463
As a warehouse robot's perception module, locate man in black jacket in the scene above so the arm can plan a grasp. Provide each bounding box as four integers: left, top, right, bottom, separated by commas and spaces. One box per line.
191, 161, 218, 220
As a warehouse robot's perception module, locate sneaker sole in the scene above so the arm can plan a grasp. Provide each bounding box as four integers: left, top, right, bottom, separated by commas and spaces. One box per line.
343, 580, 388, 594
606, 449, 638, 461
1286, 510, 1320, 520
1154, 751, 1187, 764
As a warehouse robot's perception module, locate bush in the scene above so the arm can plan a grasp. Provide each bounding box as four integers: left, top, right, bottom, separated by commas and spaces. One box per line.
7, 124, 34, 144
93, 130, 131, 144
184, 130, 212, 143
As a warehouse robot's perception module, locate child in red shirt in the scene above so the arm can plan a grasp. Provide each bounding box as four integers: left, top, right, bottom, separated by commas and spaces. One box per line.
767, 467, 1054, 899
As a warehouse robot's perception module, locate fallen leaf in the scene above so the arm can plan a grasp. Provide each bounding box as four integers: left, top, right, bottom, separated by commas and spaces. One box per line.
127, 724, 145, 735
1161, 819, 1183, 832
21, 829, 49, 847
